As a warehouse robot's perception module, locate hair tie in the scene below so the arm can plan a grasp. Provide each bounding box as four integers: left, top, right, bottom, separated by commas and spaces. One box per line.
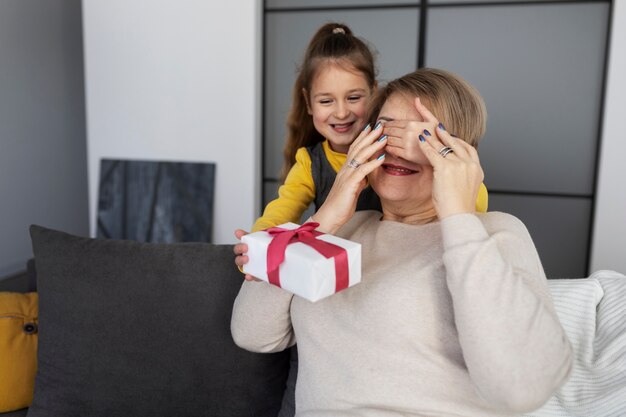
332, 27, 346, 35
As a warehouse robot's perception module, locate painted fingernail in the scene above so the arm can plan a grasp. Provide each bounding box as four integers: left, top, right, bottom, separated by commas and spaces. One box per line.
377, 153, 386, 160
362, 123, 371, 131
423, 129, 431, 136
438, 123, 445, 131
419, 135, 426, 142
374, 121, 382, 130
377, 134, 387, 142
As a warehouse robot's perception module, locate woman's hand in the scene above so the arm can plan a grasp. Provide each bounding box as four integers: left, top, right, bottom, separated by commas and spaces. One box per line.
413, 103, 484, 219
384, 98, 483, 219
311, 124, 387, 234
234, 229, 261, 282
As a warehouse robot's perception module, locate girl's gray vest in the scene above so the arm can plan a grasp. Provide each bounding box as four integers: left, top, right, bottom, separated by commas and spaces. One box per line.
307, 142, 382, 212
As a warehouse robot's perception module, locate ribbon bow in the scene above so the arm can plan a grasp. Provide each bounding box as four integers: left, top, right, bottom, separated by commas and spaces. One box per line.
265, 222, 349, 292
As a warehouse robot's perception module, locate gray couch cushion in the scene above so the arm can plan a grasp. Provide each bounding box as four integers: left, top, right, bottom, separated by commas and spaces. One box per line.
0, 410, 28, 417
27, 225, 290, 417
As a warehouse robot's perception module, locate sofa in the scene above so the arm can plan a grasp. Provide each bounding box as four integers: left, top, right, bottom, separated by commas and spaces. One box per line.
0, 225, 296, 417
1, 225, 624, 417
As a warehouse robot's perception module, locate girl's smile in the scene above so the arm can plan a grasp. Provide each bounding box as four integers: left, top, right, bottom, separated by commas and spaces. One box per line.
331, 121, 357, 134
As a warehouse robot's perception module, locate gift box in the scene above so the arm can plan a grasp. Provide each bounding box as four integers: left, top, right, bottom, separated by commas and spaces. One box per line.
242, 222, 361, 302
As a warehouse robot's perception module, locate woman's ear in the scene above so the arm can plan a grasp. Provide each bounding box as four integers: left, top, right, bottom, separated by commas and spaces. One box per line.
302, 88, 312, 115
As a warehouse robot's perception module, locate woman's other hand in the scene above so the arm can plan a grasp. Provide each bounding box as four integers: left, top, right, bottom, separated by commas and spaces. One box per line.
234, 229, 262, 282
376, 97, 483, 219
418, 120, 484, 219
311, 124, 387, 234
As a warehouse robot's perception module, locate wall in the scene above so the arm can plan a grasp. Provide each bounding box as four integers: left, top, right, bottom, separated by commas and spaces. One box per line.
590, 1, 626, 273
0, 0, 89, 278
82, 0, 261, 244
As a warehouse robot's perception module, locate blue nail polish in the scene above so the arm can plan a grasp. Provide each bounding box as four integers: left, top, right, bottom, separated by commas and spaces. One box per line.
438, 123, 445, 131
377, 153, 386, 160
419, 135, 426, 142
362, 123, 371, 131
423, 129, 431, 136
377, 134, 387, 142
374, 122, 382, 130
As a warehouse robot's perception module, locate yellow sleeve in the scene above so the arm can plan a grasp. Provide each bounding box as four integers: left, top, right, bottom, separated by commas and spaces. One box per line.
252, 148, 316, 232
476, 182, 488, 213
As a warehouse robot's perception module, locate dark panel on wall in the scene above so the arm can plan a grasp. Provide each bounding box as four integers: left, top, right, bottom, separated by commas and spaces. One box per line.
489, 193, 592, 278
425, 2, 609, 195
263, 181, 281, 208
429, 0, 564, 3
267, 0, 419, 9
262, 1, 610, 278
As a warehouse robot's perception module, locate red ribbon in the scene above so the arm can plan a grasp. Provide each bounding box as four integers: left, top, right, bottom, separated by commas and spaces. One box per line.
265, 222, 349, 293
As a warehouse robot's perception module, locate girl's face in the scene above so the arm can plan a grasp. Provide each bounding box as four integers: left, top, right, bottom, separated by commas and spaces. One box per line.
306, 63, 372, 153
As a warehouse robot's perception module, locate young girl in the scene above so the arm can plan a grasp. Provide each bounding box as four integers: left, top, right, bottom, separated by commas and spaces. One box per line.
253, 23, 487, 232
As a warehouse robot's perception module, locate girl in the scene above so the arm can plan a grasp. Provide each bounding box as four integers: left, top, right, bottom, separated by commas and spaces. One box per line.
252, 23, 380, 231
253, 23, 487, 232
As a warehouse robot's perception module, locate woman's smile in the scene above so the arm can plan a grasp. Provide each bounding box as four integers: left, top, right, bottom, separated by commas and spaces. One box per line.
382, 162, 419, 176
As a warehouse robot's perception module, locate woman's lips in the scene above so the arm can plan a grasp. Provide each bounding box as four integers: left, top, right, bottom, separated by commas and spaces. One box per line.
331, 121, 355, 133
382, 163, 418, 176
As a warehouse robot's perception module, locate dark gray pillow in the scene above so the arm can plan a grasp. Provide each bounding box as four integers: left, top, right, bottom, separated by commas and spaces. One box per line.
28, 225, 290, 417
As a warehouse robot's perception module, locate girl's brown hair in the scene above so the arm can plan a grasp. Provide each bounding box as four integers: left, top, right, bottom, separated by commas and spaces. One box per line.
368, 68, 487, 148
280, 23, 377, 182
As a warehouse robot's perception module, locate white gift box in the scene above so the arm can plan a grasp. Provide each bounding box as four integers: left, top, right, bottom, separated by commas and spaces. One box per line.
242, 222, 361, 302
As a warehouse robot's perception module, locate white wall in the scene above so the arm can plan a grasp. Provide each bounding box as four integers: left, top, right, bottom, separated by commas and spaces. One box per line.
590, 1, 626, 273
82, 0, 261, 244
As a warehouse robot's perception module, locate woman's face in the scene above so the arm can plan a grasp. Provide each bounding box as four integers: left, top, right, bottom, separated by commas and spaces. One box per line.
368, 93, 435, 209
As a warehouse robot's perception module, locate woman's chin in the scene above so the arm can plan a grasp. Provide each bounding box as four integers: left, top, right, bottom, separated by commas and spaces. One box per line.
371, 175, 432, 207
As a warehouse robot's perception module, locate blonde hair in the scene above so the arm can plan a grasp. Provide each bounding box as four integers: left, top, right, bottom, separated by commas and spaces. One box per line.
280, 23, 377, 182
367, 68, 487, 147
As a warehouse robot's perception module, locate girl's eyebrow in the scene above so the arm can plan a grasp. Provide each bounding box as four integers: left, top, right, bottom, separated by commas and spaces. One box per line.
313, 88, 368, 99
378, 116, 394, 121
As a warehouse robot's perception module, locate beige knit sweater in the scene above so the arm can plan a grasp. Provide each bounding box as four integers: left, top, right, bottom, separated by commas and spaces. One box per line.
231, 211, 572, 416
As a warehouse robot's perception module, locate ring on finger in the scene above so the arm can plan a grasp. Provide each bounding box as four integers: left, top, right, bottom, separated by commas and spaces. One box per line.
438, 146, 454, 158
347, 158, 361, 169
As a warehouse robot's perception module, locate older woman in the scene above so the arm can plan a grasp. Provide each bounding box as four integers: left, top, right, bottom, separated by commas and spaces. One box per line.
231, 68, 572, 416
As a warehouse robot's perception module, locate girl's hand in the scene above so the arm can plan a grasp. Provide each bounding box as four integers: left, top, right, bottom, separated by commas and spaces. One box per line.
380, 97, 438, 165
419, 123, 484, 219
311, 123, 387, 234
234, 229, 262, 282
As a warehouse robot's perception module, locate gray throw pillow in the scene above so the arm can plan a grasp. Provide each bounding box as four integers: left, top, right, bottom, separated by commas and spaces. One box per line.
28, 225, 290, 417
